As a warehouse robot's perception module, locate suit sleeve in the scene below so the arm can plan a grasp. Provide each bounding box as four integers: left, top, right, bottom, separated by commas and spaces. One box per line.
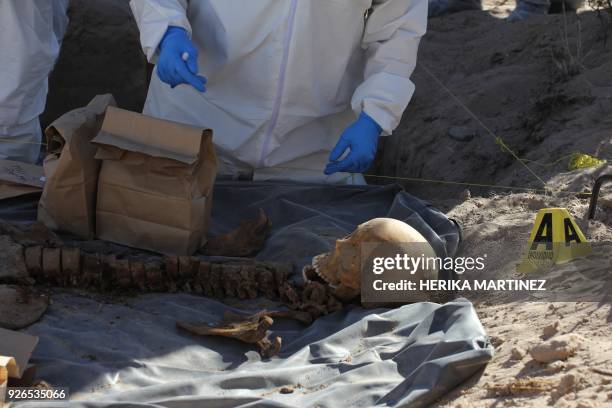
351, 0, 427, 135
129, 0, 191, 62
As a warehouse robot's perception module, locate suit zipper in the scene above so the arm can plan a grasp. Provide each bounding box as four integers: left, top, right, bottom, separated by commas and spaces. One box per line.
259, 0, 298, 168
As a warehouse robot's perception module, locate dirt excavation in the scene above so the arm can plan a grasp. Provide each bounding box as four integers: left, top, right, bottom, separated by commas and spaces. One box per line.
376, 0, 612, 406
0, 0, 607, 406
379, 2, 612, 199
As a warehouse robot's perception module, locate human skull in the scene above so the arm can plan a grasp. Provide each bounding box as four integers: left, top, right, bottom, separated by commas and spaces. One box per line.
303, 218, 438, 302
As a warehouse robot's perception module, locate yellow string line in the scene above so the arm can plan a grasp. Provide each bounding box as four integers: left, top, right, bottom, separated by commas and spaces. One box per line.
0, 138, 592, 195
362, 173, 549, 192
521, 153, 575, 167
363, 173, 593, 195
417, 63, 548, 188
269, 165, 592, 196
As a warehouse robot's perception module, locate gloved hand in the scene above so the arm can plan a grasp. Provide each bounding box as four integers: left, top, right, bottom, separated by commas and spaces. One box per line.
324, 112, 382, 175
157, 26, 207, 92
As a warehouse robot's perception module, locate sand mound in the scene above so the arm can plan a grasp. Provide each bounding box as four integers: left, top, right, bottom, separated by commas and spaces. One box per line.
379, 5, 612, 199
399, 4, 612, 406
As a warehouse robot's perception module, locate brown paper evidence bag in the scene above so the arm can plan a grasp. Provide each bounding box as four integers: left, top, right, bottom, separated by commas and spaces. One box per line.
37, 96, 218, 256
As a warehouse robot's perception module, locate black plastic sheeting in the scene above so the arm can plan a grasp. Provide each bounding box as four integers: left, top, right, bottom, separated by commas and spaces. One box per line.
212, 181, 461, 282
4, 182, 493, 408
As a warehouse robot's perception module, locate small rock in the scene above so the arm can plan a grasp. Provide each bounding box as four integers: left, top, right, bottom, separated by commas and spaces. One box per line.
0, 236, 27, 280
489, 335, 504, 348
551, 373, 584, 401
279, 386, 294, 394
556, 397, 569, 407
530, 334, 582, 363
607, 391, 612, 399
565, 363, 578, 370
548, 361, 565, 372
523, 196, 547, 211
542, 321, 560, 339
575, 400, 595, 408
0, 285, 49, 330
459, 189, 471, 201
448, 126, 476, 142
510, 346, 526, 360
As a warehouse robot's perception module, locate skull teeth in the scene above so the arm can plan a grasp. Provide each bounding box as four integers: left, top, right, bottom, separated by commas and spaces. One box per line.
303, 255, 327, 284
304, 253, 339, 289
312, 266, 327, 282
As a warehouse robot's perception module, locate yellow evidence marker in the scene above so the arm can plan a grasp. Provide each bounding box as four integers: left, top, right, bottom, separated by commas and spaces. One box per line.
517, 208, 591, 274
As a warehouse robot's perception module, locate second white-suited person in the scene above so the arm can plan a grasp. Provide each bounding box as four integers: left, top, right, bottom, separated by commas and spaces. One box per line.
0, 0, 69, 163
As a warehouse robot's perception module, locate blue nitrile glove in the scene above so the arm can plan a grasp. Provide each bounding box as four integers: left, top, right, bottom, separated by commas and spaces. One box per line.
157, 26, 207, 92
324, 112, 382, 175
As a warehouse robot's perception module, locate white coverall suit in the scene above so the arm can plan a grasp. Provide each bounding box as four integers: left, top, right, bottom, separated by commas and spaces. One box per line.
0, 0, 69, 163
130, 0, 427, 183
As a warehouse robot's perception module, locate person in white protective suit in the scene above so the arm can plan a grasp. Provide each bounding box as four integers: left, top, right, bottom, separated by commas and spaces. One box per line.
130, 0, 427, 184
0, 0, 69, 163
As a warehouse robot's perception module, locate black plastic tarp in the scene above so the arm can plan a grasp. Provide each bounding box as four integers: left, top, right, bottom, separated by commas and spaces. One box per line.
4, 181, 492, 407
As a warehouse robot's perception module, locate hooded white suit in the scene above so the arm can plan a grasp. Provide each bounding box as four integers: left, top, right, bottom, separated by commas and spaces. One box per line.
130, 0, 427, 183
0, 0, 69, 163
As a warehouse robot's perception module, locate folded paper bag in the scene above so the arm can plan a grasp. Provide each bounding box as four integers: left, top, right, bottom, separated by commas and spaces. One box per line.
92, 106, 218, 256
37, 94, 117, 239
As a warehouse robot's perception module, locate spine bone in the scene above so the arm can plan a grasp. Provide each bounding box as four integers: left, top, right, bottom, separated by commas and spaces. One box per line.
19, 244, 342, 319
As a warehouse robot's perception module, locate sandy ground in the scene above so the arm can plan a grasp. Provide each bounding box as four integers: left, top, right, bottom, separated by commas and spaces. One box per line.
410, 4, 612, 406
39, 0, 612, 407
432, 176, 612, 407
